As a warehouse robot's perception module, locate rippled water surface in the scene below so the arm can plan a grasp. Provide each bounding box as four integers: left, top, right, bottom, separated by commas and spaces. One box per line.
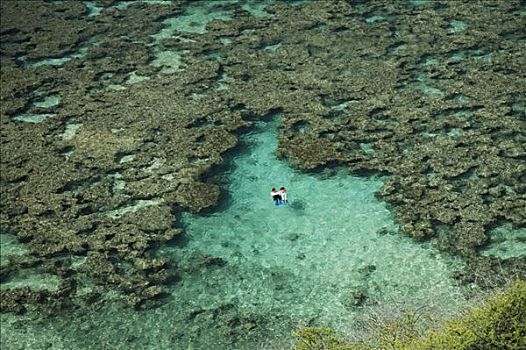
1, 118, 467, 350
1, 0, 525, 349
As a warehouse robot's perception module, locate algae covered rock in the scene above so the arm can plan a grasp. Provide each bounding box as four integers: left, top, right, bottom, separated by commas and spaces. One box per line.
172, 182, 221, 213
1, 0, 525, 315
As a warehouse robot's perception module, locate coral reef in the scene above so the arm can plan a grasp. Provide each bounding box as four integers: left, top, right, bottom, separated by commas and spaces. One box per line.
1, 0, 525, 314
0, 0, 245, 311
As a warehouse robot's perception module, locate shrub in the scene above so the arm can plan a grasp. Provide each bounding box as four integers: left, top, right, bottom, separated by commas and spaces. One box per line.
410, 280, 526, 350
355, 304, 434, 350
292, 327, 353, 350
291, 280, 526, 350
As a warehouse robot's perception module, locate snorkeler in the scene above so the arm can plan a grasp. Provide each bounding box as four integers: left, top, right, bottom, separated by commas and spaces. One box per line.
270, 188, 282, 205
279, 187, 288, 203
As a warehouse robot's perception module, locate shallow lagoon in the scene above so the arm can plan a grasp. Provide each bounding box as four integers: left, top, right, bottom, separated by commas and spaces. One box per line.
3, 0, 524, 349
0, 118, 467, 349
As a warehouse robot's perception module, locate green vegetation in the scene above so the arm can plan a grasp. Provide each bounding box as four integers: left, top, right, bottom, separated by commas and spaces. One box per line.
410, 280, 526, 350
292, 328, 353, 350
292, 280, 526, 350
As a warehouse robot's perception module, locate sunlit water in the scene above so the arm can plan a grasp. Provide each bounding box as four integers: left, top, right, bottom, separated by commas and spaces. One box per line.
1, 1, 491, 348
169, 117, 467, 329
1, 118, 468, 350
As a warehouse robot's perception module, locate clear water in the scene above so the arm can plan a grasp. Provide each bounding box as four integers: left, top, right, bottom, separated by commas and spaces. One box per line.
167, 117, 467, 327
5, 0, 523, 349
0, 233, 28, 266
449, 20, 468, 34
11, 93, 61, 123
11, 113, 56, 123
481, 223, 526, 259
0, 269, 61, 292
0, 117, 467, 349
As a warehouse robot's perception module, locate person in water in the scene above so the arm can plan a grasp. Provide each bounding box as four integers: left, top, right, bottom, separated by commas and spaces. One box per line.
279, 187, 288, 203
270, 188, 282, 205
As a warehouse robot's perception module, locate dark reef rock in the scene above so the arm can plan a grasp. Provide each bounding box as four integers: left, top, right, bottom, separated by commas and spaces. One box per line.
1, 0, 525, 313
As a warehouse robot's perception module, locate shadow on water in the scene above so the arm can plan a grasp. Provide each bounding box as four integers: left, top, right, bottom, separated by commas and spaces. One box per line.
288, 198, 306, 211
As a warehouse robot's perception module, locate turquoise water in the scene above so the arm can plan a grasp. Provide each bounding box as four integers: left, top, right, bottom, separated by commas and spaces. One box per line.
481, 223, 526, 259
165, 117, 467, 337
1, 117, 467, 349
6, 0, 524, 348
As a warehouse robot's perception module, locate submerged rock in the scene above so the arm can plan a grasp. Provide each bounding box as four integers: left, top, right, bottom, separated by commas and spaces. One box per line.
1, 0, 524, 314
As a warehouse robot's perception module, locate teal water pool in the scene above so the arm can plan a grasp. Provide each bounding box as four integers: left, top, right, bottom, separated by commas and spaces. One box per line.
6, 0, 525, 348
0, 117, 468, 350
165, 117, 467, 344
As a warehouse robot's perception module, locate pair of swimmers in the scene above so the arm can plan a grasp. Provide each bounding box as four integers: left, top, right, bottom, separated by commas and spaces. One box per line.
270, 187, 288, 205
